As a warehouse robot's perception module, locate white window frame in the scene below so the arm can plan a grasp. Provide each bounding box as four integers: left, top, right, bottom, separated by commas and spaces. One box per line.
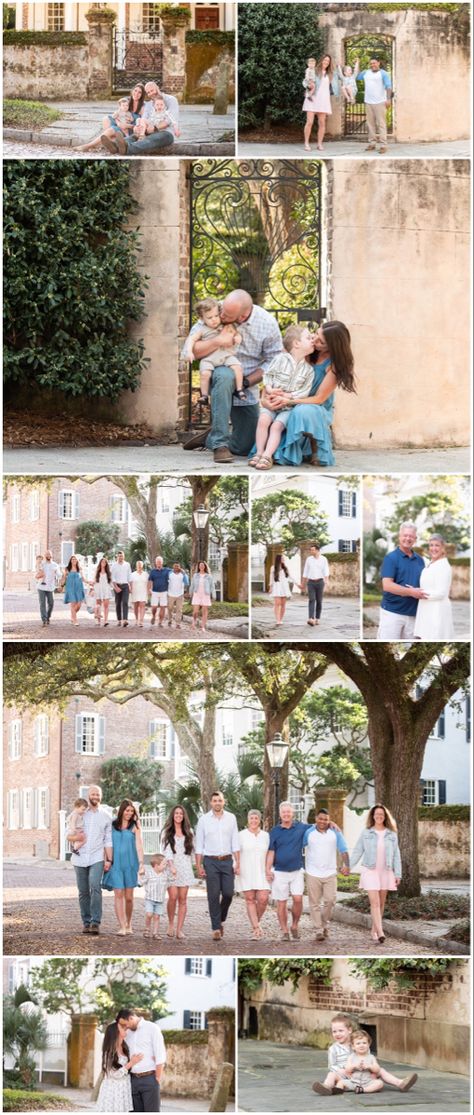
8, 790, 20, 830
21, 541, 29, 572
422, 779, 437, 806
187, 1010, 206, 1030
37, 786, 50, 829
58, 489, 79, 521
47, 3, 65, 30
188, 957, 205, 977
29, 490, 40, 521
34, 714, 50, 757
142, 3, 162, 32
338, 490, 353, 518
222, 727, 233, 747
338, 539, 352, 553
75, 712, 105, 756
10, 543, 19, 572
22, 788, 33, 829
149, 718, 171, 761
30, 541, 40, 571
110, 494, 127, 524
11, 493, 21, 523
9, 719, 22, 760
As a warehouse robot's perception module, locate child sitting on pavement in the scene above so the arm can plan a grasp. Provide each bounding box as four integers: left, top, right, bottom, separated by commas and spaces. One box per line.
142, 853, 176, 939
251, 324, 315, 470
312, 1014, 417, 1096
134, 94, 179, 139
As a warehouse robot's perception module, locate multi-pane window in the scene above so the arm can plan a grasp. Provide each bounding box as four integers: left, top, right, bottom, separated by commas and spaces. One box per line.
208, 542, 220, 569
222, 726, 233, 747
75, 712, 105, 755
338, 539, 352, 553
187, 1011, 205, 1030
58, 490, 79, 520
142, 3, 161, 32
8, 719, 22, 760
189, 957, 204, 976
110, 495, 127, 524
11, 494, 21, 523
338, 490, 357, 518
21, 542, 29, 572
251, 709, 264, 731
22, 789, 33, 829
149, 719, 171, 760
8, 790, 20, 829
47, 3, 64, 30
10, 544, 19, 572
30, 542, 40, 570
422, 779, 436, 805
430, 709, 446, 739
158, 491, 170, 513
29, 490, 40, 521
34, 714, 50, 757
37, 787, 49, 828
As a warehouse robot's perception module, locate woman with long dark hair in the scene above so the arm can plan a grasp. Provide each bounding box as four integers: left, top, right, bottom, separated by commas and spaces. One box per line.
93, 556, 113, 627
102, 799, 145, 936
269, 553, 294, 626
63, 555, 85, 626
350, 803, 401, 944
303, 54, 338, 151
96, 1020, 143, 1112
268, 320, 356, 468
162, 804, 195, 939
77, 82, 146, 152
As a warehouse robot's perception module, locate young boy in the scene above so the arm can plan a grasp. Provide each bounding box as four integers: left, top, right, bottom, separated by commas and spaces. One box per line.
185, 297, 246, 405
66, 798, 89, 853
251, 324, 315, 470
312, 1014, 417, 1096
142, 853, 176, 939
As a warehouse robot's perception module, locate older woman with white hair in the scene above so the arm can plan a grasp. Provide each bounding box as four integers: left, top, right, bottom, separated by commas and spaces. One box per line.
236, 809, 270, 940
413, 534, 454, 640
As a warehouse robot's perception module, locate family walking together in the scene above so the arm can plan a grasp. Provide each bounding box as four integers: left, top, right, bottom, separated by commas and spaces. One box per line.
184, 288, 356, 468
302, 53, 392, 152
69, 788, 402, 947
269, 545, 330, 627
35, 550, 216, 632
97, 1008, 166, 1112
78, 81, 180, 156
377, 523, 455, 640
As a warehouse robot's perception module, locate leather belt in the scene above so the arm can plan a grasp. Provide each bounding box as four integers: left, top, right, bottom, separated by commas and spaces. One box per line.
204, 854, 232, 860
133, 1071, 156, 1078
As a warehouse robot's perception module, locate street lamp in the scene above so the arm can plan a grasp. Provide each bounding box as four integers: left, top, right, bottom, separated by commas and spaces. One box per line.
265, 732, 289, 826
192, 505, 210, 564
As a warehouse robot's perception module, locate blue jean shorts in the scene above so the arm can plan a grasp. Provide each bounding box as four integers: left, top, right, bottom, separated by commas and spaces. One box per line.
145, 899, 164, 915
260, 405, 292, 428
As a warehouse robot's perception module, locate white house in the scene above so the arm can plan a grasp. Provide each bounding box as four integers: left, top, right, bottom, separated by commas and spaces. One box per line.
13, 3, 235, 32
364, 474, 471, 553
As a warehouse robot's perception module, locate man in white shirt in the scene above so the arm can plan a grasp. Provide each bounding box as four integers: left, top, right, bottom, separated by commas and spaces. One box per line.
36, 549, 59, 626
71, 785, 113, 935
110, 550, 132, 628
303, 809, 349, 942
301, 544, 330, 626
357, 57, 392, 154
195, 791, 240, 940
167, 563, 190, 629
118, 1009, 166, 1112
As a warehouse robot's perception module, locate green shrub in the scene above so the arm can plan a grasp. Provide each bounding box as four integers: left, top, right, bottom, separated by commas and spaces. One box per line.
350, 958, 460, 990
186, 30, 234, 46
418, 804, 470, 821
159, 1029, 208, 1044
345, 891, 469, 921
445, 919, 470, 945
3, 99, 63, 129
3, 30, 87, 45
3, 1091, 75, 1112
325, 552, 358, 563
3, 162, 148, 399
336, 873, 360, 892
238, 3, 323, 128
182, 601, 248, 618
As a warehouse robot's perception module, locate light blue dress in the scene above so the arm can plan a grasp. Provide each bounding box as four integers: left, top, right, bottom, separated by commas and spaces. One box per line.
273, 358, 335, 467
102, 826, 139, 891
63, 571, 85, 603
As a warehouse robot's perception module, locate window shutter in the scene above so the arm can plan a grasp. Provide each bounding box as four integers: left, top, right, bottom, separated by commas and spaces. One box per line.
352, 492, 357, 518
184, 958, 191, 974
8, 724, 13, 760
338, 540, 343, 553
352, 541, 357, 553
75, 714, 83, 753
437, 710, 446, 739
149, 720, 157, 758
183, 1010, 191, 1029
44, 718, 50, 755
438, 780, 447, 805
44, 788, 51, 827
204, 1013, 209, 1030
73, 492, 80, 520
170, 728, 175, 759
98, 717, 106, 754
34, 719, 40, 756
18, 792, 24, 829
206, 959, 212, 977
32, 790, 39, 829
338, 490, 343, 516
58, 489, 64, 518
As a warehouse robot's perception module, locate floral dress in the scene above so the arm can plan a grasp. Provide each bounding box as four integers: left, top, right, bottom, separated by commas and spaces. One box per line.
164, 834, 195, 886
96, 1055, 132, 1112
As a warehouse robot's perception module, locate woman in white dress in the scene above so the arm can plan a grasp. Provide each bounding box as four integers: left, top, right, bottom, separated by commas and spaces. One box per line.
235, 809, 271, 940
92, 557, 113, 627
97, 1020, 143, 1112
303, 54, 334, 151
162, 804, 195, 940
413, 535, 454, 640
269, 553, 295, 627
130, 560, 149, 627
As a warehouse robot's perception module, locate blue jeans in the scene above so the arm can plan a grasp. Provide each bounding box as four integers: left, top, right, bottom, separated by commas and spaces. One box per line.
38, 590, 54, 623
125, 131, 174, 154
206, 365, 259, 454
74, 860, 103, 927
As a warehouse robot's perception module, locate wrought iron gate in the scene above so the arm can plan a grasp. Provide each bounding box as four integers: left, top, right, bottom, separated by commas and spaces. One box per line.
113, 29, 163, 93
343, 36, 394, 139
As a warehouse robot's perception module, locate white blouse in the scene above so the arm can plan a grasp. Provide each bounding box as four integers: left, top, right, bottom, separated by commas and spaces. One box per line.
236, 828, 271, 892
413, 558, 454, 640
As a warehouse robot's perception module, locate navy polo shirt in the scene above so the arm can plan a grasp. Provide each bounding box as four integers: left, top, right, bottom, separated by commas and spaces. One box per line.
148, 567, 171, 592
380, 548, 425, 616
269, 821, 310, 871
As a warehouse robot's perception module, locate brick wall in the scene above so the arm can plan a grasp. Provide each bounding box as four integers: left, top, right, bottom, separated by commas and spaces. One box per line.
3, 707, 61, 858
47, 477, 130, 563
4, 485, 49, 590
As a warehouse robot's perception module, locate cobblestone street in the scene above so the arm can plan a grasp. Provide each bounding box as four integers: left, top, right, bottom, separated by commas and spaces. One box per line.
237, 1043, 470, 1112
252, 596, 361, 640
3, 592, 248, 641
3, 860, 447, 958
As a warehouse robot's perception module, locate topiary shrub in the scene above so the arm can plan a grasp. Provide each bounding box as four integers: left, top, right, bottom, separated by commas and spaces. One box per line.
238, 3, 323, 128
418, 804, 470, 821
4, 161, 148, 400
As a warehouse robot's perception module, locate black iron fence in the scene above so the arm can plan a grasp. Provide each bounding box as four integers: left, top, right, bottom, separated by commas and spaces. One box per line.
113, 29, 163, 93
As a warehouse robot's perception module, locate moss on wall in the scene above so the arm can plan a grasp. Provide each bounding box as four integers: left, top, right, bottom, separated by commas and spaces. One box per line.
185, 41, 235, 103
3, 30, 87, 45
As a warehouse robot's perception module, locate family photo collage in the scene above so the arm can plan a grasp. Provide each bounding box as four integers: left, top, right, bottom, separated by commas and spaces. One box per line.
1, 1, 472, 1113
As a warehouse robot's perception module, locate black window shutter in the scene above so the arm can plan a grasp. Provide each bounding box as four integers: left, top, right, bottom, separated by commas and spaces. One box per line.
352, 492, 357, 517
183, 1010, 191, 1029
438, 780, 447, 805
185, 958, 191, 974
338, 490, 343, 516
206, 959, 212, 977
204, 1013, 209, 1030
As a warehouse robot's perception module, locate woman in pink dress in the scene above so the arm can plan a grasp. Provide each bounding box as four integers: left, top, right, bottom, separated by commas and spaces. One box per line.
303, 54, 334, 152
190, 560, 216, 633
350, 803, 401, 944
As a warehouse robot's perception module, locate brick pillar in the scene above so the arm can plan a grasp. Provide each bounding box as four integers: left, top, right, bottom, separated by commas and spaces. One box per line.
226, 542, 248, 603
207, 1010, 235, 1097
314, 786, 347, 833
69, 1013, 98, 1089
161, 14, 190, 101
299, 540, 324, 567
264, 543, 286, 592
85, 6, 116, 99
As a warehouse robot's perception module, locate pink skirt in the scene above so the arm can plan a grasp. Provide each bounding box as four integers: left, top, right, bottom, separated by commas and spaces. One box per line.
359, 865, 397, 892
303, 76, 332, 115
192, 590, 211, 606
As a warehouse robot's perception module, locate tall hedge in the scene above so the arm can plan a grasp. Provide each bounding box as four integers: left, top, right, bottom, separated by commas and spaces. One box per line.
3, 161, 148, 399
238, 3, 323, 128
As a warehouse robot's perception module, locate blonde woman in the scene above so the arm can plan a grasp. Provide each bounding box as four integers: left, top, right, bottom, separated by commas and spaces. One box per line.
413, 534, 454, 640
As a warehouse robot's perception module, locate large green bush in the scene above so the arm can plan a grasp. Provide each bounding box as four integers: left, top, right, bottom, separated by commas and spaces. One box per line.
3, 162, 148, 399
238, 4, 323, 128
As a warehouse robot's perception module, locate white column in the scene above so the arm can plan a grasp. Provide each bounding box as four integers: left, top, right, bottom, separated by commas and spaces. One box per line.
63, 2, 75, 30
118, 0, 126, 33
58, 809, 67, 861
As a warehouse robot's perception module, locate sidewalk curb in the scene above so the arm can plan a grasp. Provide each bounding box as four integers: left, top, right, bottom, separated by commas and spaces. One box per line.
331, 903, 469, 954
4, 128, 235, 155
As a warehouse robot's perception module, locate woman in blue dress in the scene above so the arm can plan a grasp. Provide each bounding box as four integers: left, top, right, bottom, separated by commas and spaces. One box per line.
270, 321, 356, 468
102, 799, 145, 937
63, 555, 86, 626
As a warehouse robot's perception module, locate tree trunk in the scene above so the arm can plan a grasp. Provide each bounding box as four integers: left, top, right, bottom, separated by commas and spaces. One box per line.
367, 711, 425, 898
200, 704, 218, 811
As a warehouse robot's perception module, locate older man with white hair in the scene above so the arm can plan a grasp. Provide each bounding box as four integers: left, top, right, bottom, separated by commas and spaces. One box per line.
377, 522, 427, 640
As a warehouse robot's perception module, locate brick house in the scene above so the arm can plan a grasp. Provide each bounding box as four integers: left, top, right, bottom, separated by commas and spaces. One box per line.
4, 695, 176, 859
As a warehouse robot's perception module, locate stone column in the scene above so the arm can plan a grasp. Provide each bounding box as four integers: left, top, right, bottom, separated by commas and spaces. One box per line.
264, 543, 285, 592
69, 1013, 98, 1089
317, 14, 345, 138
207, 1010, 235, 1098
314, 786, 347, 833
161, 14, 190, 101
226, 542, 249, 603
85, 6, 116, 99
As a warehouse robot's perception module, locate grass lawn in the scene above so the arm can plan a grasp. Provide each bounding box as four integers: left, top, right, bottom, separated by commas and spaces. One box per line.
3, 1090, 75, 1112
3, 99, 63, 130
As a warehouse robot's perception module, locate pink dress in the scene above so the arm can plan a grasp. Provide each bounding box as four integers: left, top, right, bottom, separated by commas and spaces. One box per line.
192, 574, 211, 607
359, 830, 397, 893
303, 74, 332, 114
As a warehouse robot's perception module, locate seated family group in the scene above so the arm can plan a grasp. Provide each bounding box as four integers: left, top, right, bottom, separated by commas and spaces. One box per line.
78, 81, 180, 155
184, 288, 356, 467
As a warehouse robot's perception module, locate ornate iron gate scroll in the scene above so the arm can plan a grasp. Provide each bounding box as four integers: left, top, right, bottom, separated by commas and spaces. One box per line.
343, 35, 394, 138
113, 29, 163, 93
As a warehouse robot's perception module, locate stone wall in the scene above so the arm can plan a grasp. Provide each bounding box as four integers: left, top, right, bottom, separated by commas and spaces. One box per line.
3, 38, 88, 99
329, 160, 470, 450
3, 706, 61, 859
325, 553, 359, 597
161, 1011, 235, 1098
186, 42, 235, 102
418, 818, 469, 878
450, 562, 470, 600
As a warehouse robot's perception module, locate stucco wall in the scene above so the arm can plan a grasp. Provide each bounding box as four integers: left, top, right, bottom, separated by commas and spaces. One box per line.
329, 159, 470, 450
450, 563, 470, 600
3, 41, 88, 98
418, 819, 469, 878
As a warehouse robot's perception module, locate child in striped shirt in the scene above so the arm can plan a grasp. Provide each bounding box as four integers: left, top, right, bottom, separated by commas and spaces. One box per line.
142, 853, 176, 939
312, 1015, 417, 1096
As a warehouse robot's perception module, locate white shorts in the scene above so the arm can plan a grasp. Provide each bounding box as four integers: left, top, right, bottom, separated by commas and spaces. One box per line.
272, 868, 305, 901
377, 608, 416, 641
151, 591, 168, 607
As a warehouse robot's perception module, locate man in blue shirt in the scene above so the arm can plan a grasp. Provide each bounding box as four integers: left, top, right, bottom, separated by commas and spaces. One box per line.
147, 556, 172, 627
377, 522, 427, 640
266, 801, 311, 941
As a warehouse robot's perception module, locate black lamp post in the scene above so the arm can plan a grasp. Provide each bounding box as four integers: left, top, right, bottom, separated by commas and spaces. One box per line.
265, 732, 289, 827
192, 505, 210, 565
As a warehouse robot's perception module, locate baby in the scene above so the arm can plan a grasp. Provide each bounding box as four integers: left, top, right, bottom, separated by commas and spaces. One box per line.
108, 97, 135, 135
302, 56, 317, 100
135, 95, 179, 138
186, 297, 246, 404
252, 323, 315, 469
142, 853, 176, 939
336, 1030, 383, 1094
312, 1014, 417, 1097
66, 798, 89, 853
338, 60, 359, 103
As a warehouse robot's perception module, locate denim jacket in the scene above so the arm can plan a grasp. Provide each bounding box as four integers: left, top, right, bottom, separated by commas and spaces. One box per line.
313, 71, 340, 97
350, 827, 402, 877
190, 572, 216, 600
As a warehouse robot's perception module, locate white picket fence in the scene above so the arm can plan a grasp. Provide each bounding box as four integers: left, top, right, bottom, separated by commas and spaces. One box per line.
59, 807, 165, 860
